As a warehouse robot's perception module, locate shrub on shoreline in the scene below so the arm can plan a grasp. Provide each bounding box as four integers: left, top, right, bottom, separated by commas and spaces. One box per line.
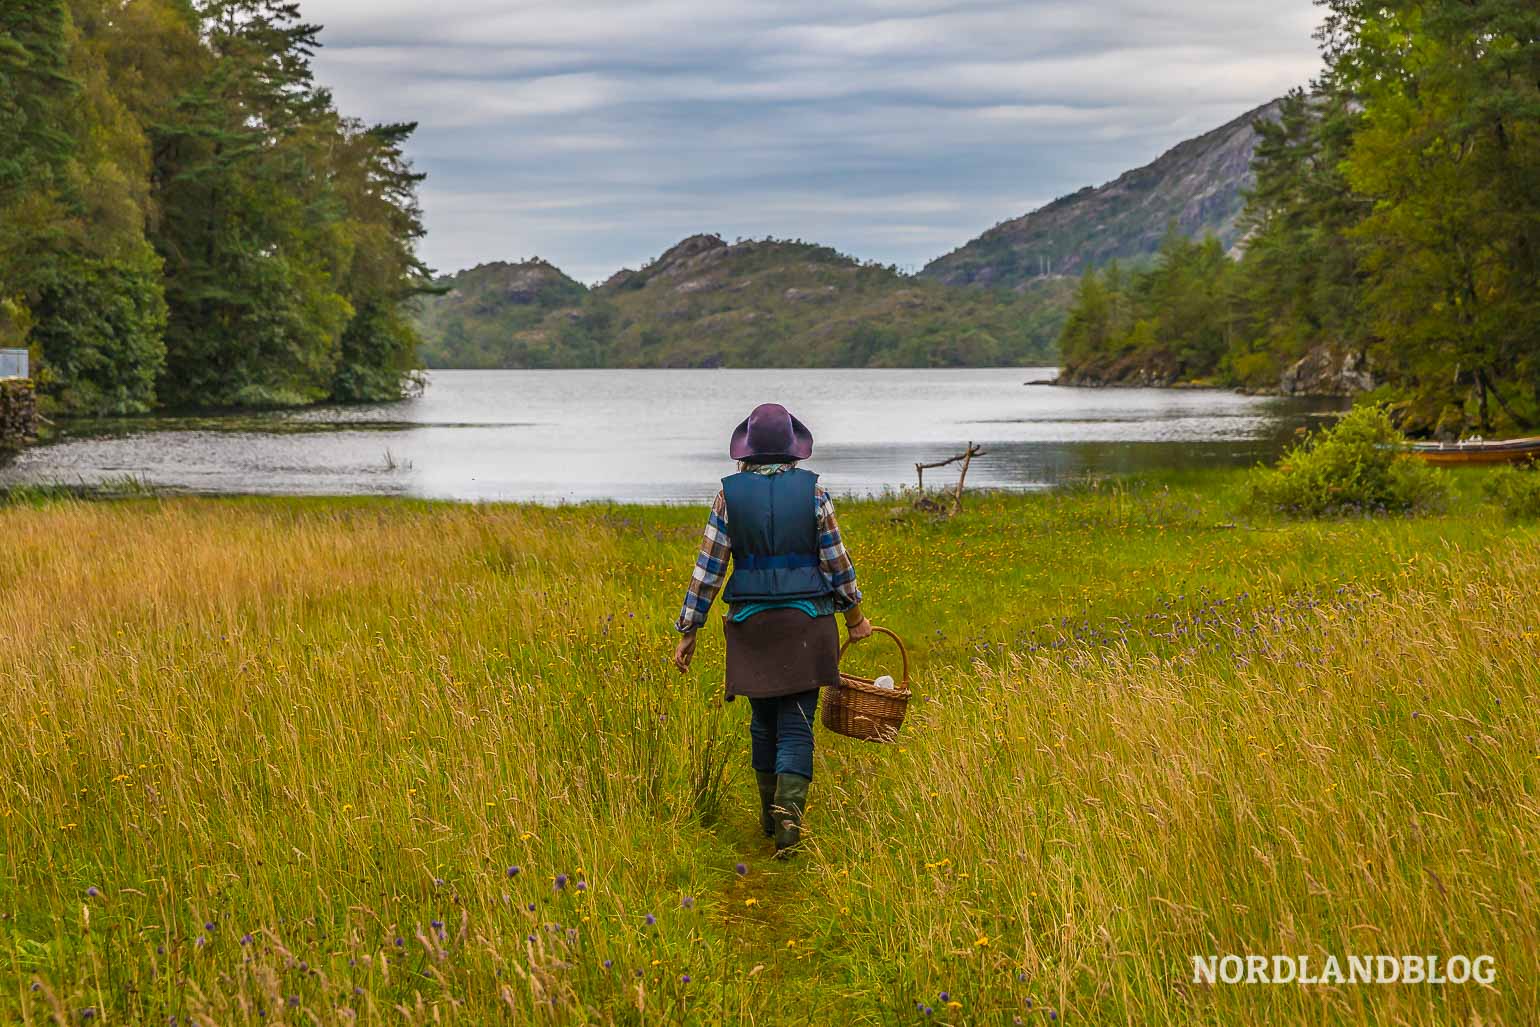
1246, 405, 1450, 517
1482, 464, 1540, 519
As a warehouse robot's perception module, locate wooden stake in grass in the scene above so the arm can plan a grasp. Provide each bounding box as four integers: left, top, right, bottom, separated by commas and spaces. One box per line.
914, 442, 986, 515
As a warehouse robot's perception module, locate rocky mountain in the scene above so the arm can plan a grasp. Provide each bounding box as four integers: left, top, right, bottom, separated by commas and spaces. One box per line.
414, 235, 1072, 369
920, 99, 1284, 289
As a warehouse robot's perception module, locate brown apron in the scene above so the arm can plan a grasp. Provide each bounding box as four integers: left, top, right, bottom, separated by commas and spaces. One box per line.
723, 608, 840, 700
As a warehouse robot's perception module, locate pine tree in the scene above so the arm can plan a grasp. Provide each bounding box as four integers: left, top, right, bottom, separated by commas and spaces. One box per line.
1322, 0, 1540, 434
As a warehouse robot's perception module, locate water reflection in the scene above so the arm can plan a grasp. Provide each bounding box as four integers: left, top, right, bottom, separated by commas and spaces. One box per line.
1, 368, 1344, 503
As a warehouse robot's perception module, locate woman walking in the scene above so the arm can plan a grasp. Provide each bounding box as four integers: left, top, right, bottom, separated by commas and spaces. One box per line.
672, 403, 872, 857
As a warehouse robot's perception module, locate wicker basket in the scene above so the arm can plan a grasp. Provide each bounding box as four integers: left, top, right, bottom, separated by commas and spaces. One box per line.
822, 626, 911, 742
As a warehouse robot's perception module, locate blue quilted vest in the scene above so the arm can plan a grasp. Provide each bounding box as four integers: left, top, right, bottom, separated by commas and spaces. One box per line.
720, 469, 833, 604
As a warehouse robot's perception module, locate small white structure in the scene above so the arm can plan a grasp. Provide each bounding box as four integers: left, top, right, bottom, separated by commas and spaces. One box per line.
0, 349, 27, 380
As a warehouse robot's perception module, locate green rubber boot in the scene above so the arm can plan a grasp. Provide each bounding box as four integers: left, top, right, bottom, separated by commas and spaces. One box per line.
771, 773, 811, 857
755, 771, 778, 838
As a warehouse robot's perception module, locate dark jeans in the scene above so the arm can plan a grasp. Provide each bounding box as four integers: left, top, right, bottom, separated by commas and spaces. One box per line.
748, 689, 820, 780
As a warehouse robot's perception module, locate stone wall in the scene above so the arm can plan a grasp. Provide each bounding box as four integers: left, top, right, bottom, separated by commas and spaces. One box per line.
0, 378, 38, 451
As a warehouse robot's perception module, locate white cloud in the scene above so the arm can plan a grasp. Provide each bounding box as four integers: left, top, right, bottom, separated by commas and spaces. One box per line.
299, 0, 1325, 279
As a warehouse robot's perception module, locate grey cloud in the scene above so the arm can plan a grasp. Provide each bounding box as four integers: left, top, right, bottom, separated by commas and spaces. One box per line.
302, 0, 1323, 281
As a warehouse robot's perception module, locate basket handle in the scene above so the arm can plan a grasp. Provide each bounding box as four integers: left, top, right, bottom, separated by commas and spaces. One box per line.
838, 625, 910, 685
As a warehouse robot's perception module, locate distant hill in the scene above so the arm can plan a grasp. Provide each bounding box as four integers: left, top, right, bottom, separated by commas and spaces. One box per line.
920, 99, 1284, 289
415, 260, 589, 368
414, 235, 1072, 369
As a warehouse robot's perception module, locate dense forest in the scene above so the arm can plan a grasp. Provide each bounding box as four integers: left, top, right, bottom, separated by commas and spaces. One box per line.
0, 0, 429, 415
1059, 0, 1539, 437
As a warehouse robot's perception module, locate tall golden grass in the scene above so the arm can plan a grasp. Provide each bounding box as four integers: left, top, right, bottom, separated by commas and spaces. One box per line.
1, 481, 1535, 1023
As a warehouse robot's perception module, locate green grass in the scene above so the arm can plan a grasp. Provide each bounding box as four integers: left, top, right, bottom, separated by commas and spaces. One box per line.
1, 469, 1536, 1023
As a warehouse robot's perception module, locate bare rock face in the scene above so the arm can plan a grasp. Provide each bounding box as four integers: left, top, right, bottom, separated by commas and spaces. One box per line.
921, 98, 1285, 288
442, 259, 585, 314
1279, 344, 1376, 397
601, 268, 639, 291
499, 263, 568, 304
783, 286, 837, 302
1055, 350, 1181, 388
673, 276, 723, 295
651, 234, 729, 279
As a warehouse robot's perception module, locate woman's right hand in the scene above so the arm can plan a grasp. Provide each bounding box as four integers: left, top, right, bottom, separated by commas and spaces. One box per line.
673, 631, 698, 673
845, 615, 874, 642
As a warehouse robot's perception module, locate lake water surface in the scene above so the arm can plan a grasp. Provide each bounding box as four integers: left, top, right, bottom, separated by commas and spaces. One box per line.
0, 369, 1345, 503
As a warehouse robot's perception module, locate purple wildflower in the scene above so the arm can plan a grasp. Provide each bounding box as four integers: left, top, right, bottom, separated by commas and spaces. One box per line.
575, 880, 587, 891
735, 863, 748, 876
507, 866, 520, 877
681, 974, 691, 983
603, 959, 613, 969
681, 896, 694, 909
86, 886, 99, 898
554, 874, 568, 890
644, 913, 656, 926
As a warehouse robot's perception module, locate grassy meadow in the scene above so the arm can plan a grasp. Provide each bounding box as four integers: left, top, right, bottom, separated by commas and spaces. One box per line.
1, 470, 1536, 1024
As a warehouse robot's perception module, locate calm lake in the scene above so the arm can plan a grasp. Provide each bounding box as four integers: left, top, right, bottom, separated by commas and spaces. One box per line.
0, 368, 1345, 503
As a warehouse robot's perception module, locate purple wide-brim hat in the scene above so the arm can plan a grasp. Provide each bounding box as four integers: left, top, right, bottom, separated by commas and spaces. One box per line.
729, 403, 814, 463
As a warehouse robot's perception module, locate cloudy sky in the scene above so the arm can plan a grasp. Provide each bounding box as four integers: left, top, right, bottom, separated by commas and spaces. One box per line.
302, 0, 1324, 283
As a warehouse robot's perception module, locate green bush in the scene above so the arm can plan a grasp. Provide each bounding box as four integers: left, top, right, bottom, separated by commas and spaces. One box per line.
1482, 465, 1540, 520
1247, 405, 1450, 517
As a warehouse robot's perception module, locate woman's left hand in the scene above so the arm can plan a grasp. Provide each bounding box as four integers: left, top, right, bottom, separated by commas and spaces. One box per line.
673, 631, 697, 673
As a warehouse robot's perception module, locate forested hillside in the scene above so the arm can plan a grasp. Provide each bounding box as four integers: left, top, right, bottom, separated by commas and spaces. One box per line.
414, 235, 1074, 369
0, 0, 429, 414
1058, 0, 1540, 438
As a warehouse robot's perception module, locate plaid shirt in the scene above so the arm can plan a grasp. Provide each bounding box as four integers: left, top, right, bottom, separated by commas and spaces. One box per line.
675, 463, 862, 633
